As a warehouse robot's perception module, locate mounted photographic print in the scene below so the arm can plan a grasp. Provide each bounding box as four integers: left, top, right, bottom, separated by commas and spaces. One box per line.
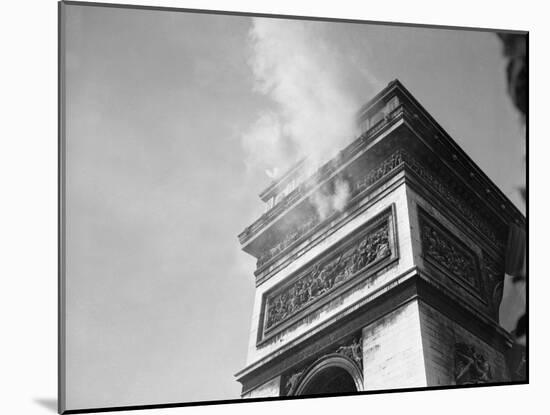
58, 1, 527, 413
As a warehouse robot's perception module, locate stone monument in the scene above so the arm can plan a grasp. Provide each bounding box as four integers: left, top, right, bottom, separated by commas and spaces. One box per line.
235, 80, 525, 397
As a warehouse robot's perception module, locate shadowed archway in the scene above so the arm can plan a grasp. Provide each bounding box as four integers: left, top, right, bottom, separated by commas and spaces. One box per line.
300, 366, 357, 395
292, 354, 363, 396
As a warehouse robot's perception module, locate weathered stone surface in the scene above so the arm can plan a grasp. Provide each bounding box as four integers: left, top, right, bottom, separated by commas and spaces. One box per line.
236, 80, 522, 397
245, 185, 412, 366
362, 300, 427, 390
418, 301, 509, 386
241, 376, 280, 399
264, 215, 391, 333
419, 211, 481, 290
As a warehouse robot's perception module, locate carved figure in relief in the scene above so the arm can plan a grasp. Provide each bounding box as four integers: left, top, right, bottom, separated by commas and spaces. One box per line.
285, 370, 304, 395
302, 283, 310, 304
265, 222, 391, 330
454, 343, 492, 384
333, 269, 346, 286
422, 223, 477, 287
356, 240, 368, 270
336, 337, 363, 367
376, 240, 390, 259
310, 274, 321, 298
288, 293, 297, 313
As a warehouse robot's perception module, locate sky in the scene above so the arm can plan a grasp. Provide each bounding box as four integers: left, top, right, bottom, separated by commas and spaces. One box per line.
63, 3, 526, 410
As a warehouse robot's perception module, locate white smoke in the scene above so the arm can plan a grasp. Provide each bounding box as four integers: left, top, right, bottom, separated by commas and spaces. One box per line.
332, 178, 352, 212
310, 177, 352, 221
241, 18, 373, 218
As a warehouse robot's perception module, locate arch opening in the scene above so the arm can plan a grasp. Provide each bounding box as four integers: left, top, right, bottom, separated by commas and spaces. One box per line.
300, 366, 357, 395
291, 354, 363, 396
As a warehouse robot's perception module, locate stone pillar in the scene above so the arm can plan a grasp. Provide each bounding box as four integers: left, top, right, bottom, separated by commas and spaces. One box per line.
362, 300, 427, 390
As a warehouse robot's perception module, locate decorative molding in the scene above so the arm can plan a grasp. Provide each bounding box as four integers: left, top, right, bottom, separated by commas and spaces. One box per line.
352, 149, 403, 196
282, 335, 363, 396
255, 149, 502, 274
256, 216, 318, 269
239, 100, 405, 246
283, 370, 304, 397
334, 336, 363, 370
263, 213, 393, 335
419, 212, 482, 293
256, 150, 404, 269
454, 343, 492, 384
402, 151, 503, 249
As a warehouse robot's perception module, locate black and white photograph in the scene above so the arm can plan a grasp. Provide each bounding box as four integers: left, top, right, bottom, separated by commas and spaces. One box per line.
58, 1, 528, 412
3, 1, 544, 415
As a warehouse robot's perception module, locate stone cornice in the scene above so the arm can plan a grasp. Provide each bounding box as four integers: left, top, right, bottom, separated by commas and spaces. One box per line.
237, 101, 405, 248
253, 149, 507, 285
254, 150, 404, 272
258, 159, 306, 203
402, 151, 506, 250
396, 87, 525, 227
239, 80, 524, 259
254, 170, 405, 287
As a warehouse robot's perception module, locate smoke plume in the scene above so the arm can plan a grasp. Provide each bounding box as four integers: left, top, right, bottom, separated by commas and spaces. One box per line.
241, 18, 371, 218
310, 177, 352, 220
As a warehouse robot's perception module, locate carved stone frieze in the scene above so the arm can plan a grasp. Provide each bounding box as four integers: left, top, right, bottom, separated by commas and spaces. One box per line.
256, 149, 502, 272
352, 150, 403, 196
402, 151, 503, 248
335, 337, 363, 369
256, 150, 404, 269
420, 215, 481, 290
454, 343, 492, 384
264, 217, 392, 332
257, 216, 319, 268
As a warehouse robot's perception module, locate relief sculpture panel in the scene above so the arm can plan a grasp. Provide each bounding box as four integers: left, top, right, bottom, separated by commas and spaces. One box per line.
454, 343, 492, 384
419, 213, 481, 292
403, 151, 502, 248
263, 210, 395, 337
